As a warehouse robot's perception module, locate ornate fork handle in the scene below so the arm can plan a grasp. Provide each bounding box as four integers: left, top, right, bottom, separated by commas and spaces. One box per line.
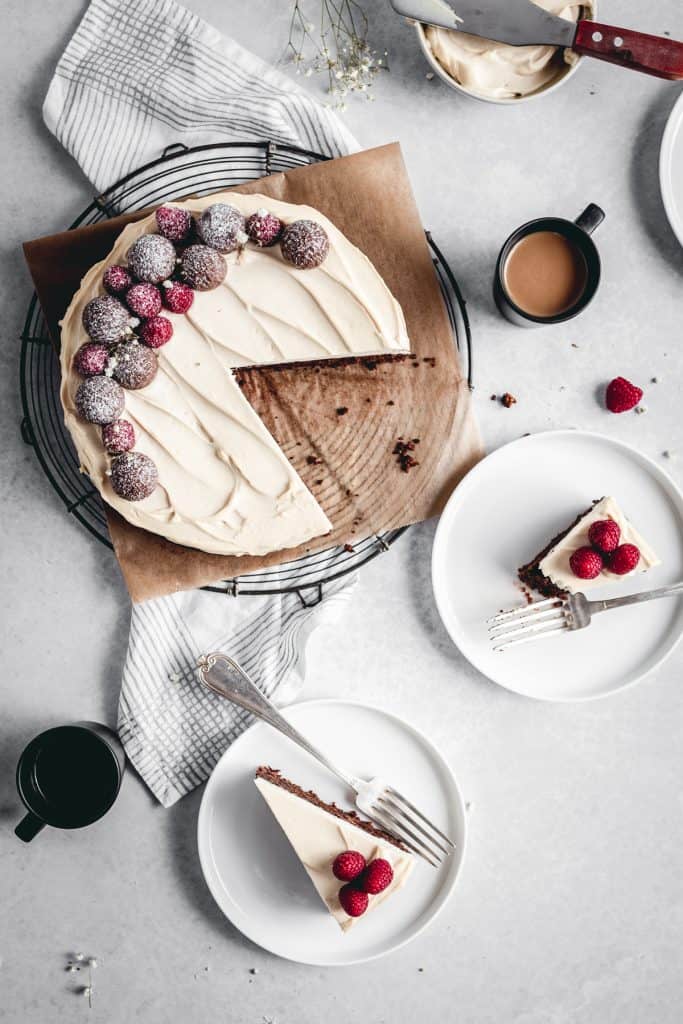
197, 652, 356, 789
589, 580, 683, 614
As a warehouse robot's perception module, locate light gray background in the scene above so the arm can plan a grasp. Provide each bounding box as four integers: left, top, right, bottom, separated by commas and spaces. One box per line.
2, 1, 682, 1021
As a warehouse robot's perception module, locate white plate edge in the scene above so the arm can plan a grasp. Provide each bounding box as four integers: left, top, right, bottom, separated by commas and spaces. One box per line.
659, 89, 683, 250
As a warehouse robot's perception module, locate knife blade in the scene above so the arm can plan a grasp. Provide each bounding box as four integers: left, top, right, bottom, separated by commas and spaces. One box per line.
390, 0, 575, 48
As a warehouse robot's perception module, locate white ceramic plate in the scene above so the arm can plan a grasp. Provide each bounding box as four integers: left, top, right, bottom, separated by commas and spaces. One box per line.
197, 699, 466, 966
432, 431, 683, 702
660, 89, 683, 248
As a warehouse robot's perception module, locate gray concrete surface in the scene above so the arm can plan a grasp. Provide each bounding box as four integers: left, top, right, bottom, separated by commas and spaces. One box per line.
1, 1, 682, 1021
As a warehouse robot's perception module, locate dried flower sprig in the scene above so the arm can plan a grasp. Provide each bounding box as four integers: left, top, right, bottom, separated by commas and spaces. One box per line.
285, 0, 388, 109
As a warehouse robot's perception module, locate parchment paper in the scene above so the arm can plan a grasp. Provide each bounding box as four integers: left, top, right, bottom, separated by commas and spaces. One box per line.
23, 143, 483, 601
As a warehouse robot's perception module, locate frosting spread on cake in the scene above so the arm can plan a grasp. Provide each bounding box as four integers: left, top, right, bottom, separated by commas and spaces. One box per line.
254, 775, 414, 931
539, 496, 660, 593
424, 0, 592, 100
60, 192, 410, 556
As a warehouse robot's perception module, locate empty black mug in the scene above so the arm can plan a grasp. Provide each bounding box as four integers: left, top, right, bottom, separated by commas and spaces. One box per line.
15, 722, 125, 842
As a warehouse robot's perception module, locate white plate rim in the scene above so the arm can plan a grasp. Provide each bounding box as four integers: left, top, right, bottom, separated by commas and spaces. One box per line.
197, 697, 468, 966
659, 89, 683, 249
431, 428, 683, 703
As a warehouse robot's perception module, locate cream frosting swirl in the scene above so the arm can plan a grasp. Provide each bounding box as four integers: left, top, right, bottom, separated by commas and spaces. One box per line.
60, 192, 410, 557
424, 0, 593, 100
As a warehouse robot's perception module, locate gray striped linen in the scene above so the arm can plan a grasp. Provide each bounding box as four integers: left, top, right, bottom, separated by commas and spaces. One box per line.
44, 0, 359, 806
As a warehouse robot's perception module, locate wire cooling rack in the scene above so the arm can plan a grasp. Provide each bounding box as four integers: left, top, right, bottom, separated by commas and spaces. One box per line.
20, 140, 473, 603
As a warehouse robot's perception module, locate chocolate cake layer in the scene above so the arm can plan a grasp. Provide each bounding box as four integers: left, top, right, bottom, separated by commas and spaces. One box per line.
255, 766, 407, 851
518, 500, 599, 598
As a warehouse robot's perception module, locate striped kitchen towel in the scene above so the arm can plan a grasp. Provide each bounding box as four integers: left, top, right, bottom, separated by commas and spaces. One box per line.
44, 0, 359, 806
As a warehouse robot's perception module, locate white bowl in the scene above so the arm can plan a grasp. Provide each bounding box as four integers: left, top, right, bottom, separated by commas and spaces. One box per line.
415, 9, 594, 105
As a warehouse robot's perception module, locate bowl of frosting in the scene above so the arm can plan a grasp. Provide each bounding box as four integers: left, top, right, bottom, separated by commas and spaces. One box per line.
417, 0, 595, 103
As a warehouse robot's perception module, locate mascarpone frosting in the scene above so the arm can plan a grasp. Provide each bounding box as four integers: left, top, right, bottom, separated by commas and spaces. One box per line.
60, 192, 410, 557
424, 0, 592, 100
539, 496, 660, 593
255, 776, 414, 931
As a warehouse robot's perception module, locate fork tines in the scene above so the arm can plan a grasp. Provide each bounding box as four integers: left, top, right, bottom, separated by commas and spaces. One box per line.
488, 596, 569, 651
370, 786, 455, 867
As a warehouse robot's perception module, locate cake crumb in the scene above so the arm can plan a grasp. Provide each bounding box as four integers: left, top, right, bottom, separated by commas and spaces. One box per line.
501, 392, 517, 408
426, 71, 435, 80
490, 394, 497, 401
393, 438, 420, 473
336, 406, 348, 416
387, 399, 395, 406
306, 455, 322, 465
343, 543, 355, 553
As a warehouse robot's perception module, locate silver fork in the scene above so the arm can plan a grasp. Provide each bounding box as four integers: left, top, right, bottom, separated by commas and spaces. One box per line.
489, 581, 683, 651
197, 652, 454, 867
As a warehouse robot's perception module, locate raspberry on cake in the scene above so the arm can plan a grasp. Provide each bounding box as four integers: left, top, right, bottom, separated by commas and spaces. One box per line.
254, 766, 414, 932
518, 496, 660, 597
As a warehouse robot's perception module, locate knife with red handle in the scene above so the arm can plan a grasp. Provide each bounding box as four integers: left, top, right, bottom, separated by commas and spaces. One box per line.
390, 0, 683, 81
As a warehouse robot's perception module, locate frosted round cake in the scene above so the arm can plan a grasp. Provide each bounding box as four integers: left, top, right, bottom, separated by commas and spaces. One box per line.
60, 192, 410, 557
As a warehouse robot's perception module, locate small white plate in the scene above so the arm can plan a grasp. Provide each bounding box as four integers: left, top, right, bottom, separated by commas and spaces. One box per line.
197, 699, 466, 966
660, 89, 683, 248
432, 430, 683, 702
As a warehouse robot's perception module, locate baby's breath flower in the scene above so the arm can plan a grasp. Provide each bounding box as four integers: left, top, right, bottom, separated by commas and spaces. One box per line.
284, 0, 389, 109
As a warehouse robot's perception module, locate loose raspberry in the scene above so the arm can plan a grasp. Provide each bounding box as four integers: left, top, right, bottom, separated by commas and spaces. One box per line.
74, 342, 109, 377
605, 376, 643, 414
156, 205, 193, 243
126, 282, 162, 319
102, 419, 136, 454
332, 851, 366, 882
338, 884, 369, 918
103, 265, 134, 296
139, 316, 173, 349
359, 858, 394, 895
569, 546, 604, 580
162, 281, 194, 314
588, 519, 621, 554
246, 209, 283, 247
606, 543, 641, 575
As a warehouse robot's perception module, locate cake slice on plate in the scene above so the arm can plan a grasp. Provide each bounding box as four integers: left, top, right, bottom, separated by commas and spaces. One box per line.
254, 766, 414, 931
518, 496, 660, 598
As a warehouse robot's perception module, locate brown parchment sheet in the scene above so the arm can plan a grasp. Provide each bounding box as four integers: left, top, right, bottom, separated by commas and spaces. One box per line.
23, 143, 484, 602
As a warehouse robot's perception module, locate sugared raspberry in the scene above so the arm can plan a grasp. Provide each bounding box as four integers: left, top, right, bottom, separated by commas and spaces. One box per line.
605, 376, 643, 414
110, 451, 158, 501
197, 203, 247, 253
332, 851, 366, 882
156, 205, 193, 243
280, 220, 329, 269
162, 281, 194, 314
246, 209, 283, 247
180, 245, 227, 291
569, 546, 604, 580
103, 265, 134, 296
127, 233, 177, 284
111, 342, 158, 389
606, 543, 641, 575
139, 316, 173, 349
82, 295, 131, 344
358, 858, 394, 895
102, 419, 136, 454
588, 519, 621, 554
126, 282, 162, 319
338, 884, 369, 918
74, 342, 109, 377
75, 376, 125, 425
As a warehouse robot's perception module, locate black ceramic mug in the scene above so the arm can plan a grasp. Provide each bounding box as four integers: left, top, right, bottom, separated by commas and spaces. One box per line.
15, 722, 125, 842
494, 203, 605, 328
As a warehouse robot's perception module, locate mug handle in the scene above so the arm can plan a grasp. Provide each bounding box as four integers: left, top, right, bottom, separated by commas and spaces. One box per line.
575, 204, 605, 235
15, 812, 45, 843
